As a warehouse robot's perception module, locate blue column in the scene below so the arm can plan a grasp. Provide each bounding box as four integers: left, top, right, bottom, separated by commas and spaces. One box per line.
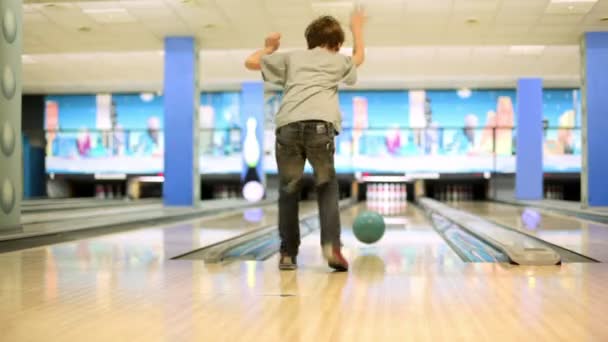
240, 82, 265, 185
515, 78, 543, 200
0, 0, 22, 230
581, 32, 608, 207
163, 37, 200, 206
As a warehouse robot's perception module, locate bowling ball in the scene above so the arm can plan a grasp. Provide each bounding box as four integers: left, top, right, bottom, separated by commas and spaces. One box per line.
353, 211, 385, 244
521, 208, 541, 230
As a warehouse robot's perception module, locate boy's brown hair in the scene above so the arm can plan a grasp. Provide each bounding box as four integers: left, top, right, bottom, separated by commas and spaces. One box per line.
305, 16, 345, 51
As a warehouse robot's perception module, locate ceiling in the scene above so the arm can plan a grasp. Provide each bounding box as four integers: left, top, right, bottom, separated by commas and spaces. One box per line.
20, 0, 608, 93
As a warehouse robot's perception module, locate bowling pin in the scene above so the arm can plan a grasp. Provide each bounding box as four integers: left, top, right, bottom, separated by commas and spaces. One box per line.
244, 117, 261, 168
95, 184, 104, 199
372, 183, 378, 201
553, 185, 557, 200
374, 183, 379, 201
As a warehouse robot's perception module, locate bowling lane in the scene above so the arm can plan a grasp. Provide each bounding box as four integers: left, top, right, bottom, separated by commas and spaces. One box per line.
281, 201, 464, 273
19, 198, 260, 225
21, 202, 162, 224
449, 201, 608, 262
2, 201, 317, 258
21, 198, 160, 213
3, 201, 608, 341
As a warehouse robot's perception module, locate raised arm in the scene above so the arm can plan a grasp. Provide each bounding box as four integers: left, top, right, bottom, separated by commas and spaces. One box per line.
350, 7, 366, 67
245, 32, 281, 71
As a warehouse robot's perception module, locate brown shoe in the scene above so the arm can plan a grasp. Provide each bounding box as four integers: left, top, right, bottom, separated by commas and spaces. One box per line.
322, 244, 349, 272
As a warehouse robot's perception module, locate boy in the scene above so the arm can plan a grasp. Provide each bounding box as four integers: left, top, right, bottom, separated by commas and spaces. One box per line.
244, 9, 366, 271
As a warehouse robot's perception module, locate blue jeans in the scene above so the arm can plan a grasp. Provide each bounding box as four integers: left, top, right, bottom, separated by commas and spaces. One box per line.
275, 120, 341, 257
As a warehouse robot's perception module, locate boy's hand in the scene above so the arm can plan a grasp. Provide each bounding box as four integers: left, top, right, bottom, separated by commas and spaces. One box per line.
264, 32, 281, 53
245, 32, 281, 70
350, 6, 366, 33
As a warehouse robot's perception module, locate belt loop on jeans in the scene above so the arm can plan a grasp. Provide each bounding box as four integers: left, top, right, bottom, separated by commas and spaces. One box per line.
325, 121, 334, 136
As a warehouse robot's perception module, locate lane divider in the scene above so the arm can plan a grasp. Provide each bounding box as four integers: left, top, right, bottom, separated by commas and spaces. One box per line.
419, 198, 562, 266
173, 199, 354, 262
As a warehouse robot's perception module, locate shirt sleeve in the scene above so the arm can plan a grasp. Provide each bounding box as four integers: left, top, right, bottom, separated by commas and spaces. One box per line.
341, 56, 357, 86
260, 53, 288, 86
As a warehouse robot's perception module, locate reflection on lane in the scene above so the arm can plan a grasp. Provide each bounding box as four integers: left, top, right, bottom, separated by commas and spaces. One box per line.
449, 201, 608, 262
295, 202, 464, 275
0, 202, 321, 310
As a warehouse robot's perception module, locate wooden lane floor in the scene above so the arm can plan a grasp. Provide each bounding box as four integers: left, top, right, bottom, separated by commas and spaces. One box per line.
448, 201, 608, 262
2, 201, 608, 341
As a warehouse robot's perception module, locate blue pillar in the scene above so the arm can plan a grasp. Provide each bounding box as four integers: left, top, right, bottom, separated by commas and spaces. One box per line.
515, 78, 543, 200
581, 32, 608, 207
240, 82, 265, 185
163, 37, 200, 206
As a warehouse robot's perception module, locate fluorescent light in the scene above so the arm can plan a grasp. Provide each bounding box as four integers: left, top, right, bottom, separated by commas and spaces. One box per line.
82, 7, 136, 24
138, 176, 164, 183
82, 8, 127, 14
361, 176, 411, 183
508, 45, 545, 56
550, 0, 596, 3
95, 173, 127, 180
406, 173, 440, 180
311, 2, 353, 10
22, 55, 37, 64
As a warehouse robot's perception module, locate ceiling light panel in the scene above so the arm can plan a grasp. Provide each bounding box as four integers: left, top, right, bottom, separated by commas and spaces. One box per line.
508, 45, 546, 55
546, 0, 598, 15
81, 7, 138, 23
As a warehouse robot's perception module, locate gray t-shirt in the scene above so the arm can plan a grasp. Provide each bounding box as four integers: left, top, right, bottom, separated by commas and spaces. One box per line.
260, 47, 357, 132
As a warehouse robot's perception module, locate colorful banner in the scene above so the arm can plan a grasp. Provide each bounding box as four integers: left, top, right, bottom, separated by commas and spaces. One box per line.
45, 89, 581, 175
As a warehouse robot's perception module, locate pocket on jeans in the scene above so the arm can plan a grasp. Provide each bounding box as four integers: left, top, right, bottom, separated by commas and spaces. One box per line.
308, 139, 335, 156
276, 139, 299, 157
307, 133, 333, 149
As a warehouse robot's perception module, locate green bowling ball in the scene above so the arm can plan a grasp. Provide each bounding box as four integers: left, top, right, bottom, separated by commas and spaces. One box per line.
353, 211, 385, 244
